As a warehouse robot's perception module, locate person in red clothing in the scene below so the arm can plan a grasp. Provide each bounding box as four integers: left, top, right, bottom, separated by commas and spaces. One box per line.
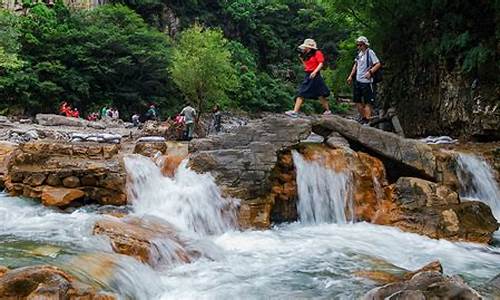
71, 108, 80, 118
285, 38, 331, 118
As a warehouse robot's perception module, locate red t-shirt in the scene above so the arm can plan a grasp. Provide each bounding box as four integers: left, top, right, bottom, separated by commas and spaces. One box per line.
304, 50, 325, 72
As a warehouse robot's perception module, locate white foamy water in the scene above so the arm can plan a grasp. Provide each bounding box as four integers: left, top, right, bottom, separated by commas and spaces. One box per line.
456, 153, 500, 220
2, 151, 500, 299
124, 154, 238, 235
158, 222, 500, 299
292, 151, 354, 224
0, 194, 165, 299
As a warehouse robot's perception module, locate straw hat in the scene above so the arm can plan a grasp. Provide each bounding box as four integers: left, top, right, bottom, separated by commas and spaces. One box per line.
298, 38, 317, 50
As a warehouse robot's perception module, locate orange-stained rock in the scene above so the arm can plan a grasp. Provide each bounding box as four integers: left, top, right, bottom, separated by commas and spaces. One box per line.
0, 142, 17, 189
0, 265, 116, 300
41, 186, 85, 207
4, 141, 127, 206
239, 197, 273, 230
134, 141, 168, 158
270, 144, 388, 223
0, 266, 9, 277
355, 260, 443, 284
363, 260, 481, 299
372, 177, 498, 243
160, 154, 185, 177
93, 216, 195, 267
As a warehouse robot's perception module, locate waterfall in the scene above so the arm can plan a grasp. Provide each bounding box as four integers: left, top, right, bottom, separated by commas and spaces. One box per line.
292, 151, 354, 224
124, 154, 238, 236
456, 153, 500, 220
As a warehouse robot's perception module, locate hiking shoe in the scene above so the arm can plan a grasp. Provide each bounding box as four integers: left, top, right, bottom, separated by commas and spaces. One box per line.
322, 110, 332, 115
285, 111, 299, 118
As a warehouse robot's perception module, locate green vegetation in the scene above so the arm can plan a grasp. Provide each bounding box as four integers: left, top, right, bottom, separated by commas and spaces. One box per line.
170, 25, 239, 117
0, 0, 497, 120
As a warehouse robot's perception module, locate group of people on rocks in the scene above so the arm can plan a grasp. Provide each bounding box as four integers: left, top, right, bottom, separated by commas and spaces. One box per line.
286, 35, 381, 125
59, 102, 80, 118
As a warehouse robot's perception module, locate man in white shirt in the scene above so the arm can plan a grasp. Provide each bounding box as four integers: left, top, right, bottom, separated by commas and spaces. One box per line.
347, 36, 382, 124
180, 104, 197, 140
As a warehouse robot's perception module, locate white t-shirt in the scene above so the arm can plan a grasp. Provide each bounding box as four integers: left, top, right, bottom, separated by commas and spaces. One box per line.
181, 106, 197, 124
355, 48, 379, 83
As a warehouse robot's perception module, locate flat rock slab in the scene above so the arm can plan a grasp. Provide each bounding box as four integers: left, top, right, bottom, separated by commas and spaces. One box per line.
313, 116, 438, 180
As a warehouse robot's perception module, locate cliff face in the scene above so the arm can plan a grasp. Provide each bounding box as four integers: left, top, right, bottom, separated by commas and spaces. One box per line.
380, 60, 499, 140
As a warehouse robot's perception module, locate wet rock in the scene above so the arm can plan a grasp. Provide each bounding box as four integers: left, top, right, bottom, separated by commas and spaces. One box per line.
41, 186, 85, 206
134, 140, 168, 158
0, 116, 9, 123
0, 266, 9, 277
372, 177, 499, 243
4, 141, 126, 206
62, 175, 80, 188
363, 270, 481, 300
239, 197, 273, 229
190, 115, 311, 200
355, 260, 442, 285
270, 144, 388, 223
93, 216, 196, 267
313, 116, 439, 180
325, 131, 350, 148
0, 141, 18, 188
0, 265, 115, 299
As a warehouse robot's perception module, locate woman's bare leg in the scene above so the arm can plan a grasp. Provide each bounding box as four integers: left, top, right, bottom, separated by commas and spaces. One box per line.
293, 97, 304, 113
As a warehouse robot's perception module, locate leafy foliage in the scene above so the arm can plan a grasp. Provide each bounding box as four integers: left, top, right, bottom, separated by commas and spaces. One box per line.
0, 3, 175, 117
170, 25, 239, 117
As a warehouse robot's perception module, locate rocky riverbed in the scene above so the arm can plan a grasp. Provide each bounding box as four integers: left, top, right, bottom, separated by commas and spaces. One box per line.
0, 113, 499, 299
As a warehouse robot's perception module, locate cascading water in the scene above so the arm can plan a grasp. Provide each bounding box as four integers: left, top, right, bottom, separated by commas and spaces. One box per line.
124, 154, 238, 235
456, 153, 500, 220
292, 151, 354, 224
2, 150, 500, 298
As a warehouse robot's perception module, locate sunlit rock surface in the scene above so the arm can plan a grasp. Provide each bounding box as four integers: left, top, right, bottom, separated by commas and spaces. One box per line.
93, 216, 198, 267
363, 261, 481, 300
3, 141, 127, 206
0, 265, 116, 299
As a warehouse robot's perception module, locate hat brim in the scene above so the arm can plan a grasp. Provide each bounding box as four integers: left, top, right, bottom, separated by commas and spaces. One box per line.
299, 44, 317, 50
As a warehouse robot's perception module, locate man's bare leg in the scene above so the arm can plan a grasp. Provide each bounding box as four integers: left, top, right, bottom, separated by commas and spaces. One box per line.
319, 96, 330, 112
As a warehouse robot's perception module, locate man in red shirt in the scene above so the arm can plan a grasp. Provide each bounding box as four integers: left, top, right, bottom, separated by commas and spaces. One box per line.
285, 39, 331, 118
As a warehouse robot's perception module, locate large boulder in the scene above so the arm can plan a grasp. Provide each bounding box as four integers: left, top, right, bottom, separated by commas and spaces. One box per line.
3, 141, 127, 206
363, 261, 481, 299
313, 116, 440, 180
36, 113, 89, 127
93, 216, 198, 268
0, 265, 116, 299
189, 115, 311, 229
373, 177, 499, 243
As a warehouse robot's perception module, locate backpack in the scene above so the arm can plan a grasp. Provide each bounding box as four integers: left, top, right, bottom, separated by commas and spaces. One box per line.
366, 49, 383, 84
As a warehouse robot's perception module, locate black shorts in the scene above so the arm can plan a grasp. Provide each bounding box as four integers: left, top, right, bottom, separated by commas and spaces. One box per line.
353, 81, 375, 105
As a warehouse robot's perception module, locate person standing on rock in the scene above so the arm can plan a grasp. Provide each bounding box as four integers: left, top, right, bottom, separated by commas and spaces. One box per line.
285, 38, 332, 118
347, 36, 381, 124
212, 104, 222, 134
180, 103, 196, 141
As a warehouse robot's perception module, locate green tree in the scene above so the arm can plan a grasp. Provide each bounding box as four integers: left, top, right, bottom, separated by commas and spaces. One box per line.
0, 10, 23, 71
170, 24, 239, 118
0, 3, 177, 117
